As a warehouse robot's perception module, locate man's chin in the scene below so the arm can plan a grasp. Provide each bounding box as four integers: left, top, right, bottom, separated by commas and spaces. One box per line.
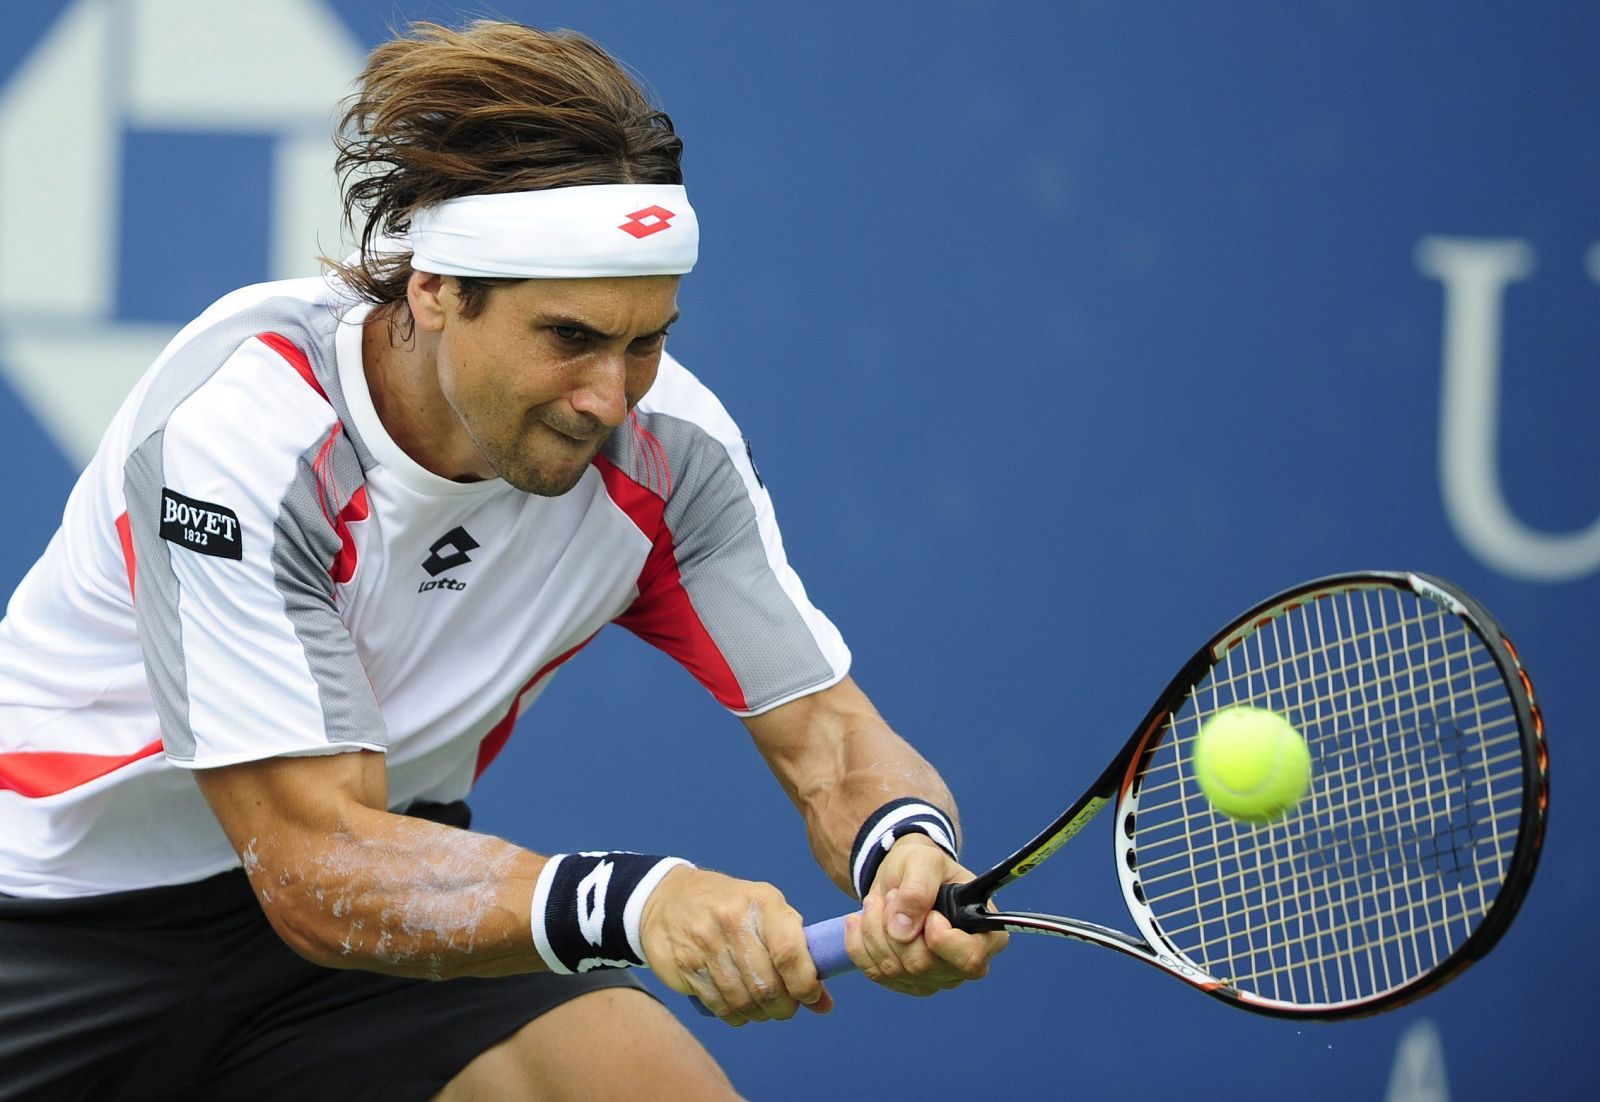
496, 450, 598, 497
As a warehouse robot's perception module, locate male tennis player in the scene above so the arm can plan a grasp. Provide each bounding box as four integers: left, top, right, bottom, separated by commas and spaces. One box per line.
0, 19, 1004, 1101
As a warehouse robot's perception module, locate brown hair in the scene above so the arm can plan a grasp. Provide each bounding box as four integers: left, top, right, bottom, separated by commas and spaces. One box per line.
324, 20, 684, 323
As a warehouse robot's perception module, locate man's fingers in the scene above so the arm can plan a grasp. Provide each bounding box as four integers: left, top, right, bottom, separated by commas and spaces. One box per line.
708, 945, 767, 1024
803, 985, 835, 1015
683, 963, 747, 1026
852, 891, 942, 989
888, 884, 923, 941
762, 902, 829, 1016
923, 906, 1009, 978
857, 892, 907, 980
639, 868, 830, 1026
735, 899, 810, 1022
884, 842, 945, 943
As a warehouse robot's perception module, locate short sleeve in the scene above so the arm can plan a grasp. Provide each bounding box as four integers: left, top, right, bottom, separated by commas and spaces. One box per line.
606, 360, 851, 716
122, 336, 385, 767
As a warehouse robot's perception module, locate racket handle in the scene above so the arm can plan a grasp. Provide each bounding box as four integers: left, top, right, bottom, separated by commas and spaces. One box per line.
804, 913, 855, 978
689, 914, 855, 1017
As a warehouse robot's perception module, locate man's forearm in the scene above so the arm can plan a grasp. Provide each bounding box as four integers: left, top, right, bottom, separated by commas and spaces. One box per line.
745, 677, 960, 896
244, 806, 547, 980
806, 733, 959, 895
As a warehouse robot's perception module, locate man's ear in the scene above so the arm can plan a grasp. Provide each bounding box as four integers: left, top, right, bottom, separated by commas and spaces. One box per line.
407, 270, 451, 333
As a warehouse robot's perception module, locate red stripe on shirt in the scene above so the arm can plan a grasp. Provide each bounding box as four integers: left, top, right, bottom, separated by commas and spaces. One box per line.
309, 423, 368, 585
593, 453, 747, 711
115, 510, 136, 599
474, 634, 597, 779
0, 738, 164, 799
331, 485, 369, 585
627, 411, 673, 497
257, 331, 327, 401
258, 332, 368, 582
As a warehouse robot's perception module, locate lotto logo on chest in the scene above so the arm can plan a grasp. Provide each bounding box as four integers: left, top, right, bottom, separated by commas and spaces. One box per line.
418, 525, 478, 593
159, 488, 243, 559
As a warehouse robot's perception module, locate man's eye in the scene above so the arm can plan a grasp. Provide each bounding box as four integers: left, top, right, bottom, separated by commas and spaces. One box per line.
631, 330, 669, 352
551, 325, 588, 343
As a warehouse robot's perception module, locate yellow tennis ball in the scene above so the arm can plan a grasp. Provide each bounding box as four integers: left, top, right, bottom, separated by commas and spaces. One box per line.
1192, 706, 1311, 823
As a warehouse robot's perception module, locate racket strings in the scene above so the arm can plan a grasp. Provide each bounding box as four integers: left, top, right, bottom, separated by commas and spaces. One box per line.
1199, 609, 1476, 701
1137, 790, 1523, 895
1145, 804, 1518, 941
1179, 653, 1508, 768
1124, 584, 1526, 1009
1144, 797, 1520, 998
1133, 712, 1521, 818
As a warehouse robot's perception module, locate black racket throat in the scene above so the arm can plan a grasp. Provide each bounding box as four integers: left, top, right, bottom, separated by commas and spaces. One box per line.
956, 652, 1215, 908
936, 881, 994, 931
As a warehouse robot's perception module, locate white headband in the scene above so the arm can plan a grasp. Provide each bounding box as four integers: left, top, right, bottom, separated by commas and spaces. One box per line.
407, 183, 697, 279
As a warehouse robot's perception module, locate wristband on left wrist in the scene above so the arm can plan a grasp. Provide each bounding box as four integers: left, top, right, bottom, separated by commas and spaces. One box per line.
848, 798, 958, 900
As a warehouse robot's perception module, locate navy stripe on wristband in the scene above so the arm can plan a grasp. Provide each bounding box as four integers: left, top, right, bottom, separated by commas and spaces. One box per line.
531, 851, 690, 974
849, 798, 958, 900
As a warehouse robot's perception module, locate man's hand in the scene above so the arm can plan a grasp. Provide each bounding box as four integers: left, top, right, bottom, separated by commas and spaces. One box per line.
845, 834, 1008, 996
638, 866, 835, 1026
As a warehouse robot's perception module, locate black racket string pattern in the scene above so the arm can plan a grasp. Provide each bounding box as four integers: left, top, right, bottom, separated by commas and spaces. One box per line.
1122, 585, 1525, 1010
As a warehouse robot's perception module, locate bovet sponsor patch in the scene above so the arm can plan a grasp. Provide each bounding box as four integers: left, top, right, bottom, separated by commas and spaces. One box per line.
159, 488, 243, 560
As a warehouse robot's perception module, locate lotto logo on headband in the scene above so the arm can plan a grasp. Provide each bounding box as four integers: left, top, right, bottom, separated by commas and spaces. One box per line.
618, 205, 676, 239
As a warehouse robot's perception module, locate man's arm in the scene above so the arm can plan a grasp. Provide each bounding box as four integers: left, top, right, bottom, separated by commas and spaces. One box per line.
194, 748, 832, 1024
193, 749, 546, 979
742, 675, 1007, 994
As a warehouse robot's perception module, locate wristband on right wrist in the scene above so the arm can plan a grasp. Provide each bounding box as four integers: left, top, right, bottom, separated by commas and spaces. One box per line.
530, 851, 690, 974
848, 798, 959, 900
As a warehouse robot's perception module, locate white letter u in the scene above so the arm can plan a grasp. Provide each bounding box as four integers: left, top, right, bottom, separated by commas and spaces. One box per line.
1416, 236, 1600, 582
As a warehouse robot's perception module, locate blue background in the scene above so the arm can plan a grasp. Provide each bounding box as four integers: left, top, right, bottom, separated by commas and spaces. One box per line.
2, 3, 1593, 1098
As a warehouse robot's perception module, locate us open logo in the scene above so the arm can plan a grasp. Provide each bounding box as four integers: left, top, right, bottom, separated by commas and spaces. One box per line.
0, 0, 364, 466
1417, 236, 1600, 582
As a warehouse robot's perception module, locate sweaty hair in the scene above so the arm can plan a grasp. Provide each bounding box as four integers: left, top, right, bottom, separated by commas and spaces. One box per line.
324, 20, 684, 323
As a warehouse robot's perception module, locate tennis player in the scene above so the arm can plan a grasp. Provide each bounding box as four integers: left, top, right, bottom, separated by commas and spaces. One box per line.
0, 19, 1004, 1101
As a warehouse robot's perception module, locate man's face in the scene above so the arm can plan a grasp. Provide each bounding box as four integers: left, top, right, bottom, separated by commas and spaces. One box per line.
429, 274, 680, 495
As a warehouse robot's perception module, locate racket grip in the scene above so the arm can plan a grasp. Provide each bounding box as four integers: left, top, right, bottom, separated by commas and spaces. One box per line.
689, 914, 855, 1017
804, 913, 855, 978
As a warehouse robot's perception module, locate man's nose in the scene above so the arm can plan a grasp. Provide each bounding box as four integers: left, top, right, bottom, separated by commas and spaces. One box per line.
569, 353, 628, 428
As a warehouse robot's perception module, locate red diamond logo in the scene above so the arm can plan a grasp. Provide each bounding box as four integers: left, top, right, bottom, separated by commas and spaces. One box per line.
619, 205, 675, 239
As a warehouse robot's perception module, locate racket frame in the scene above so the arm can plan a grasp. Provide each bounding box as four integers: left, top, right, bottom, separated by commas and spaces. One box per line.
936, 570, 1547, 1019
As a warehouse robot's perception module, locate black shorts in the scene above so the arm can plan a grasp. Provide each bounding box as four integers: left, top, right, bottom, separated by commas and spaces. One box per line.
0, 805, 646, 1102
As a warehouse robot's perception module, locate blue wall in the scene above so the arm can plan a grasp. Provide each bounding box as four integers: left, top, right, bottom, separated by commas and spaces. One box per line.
2, 3, 1592, 1097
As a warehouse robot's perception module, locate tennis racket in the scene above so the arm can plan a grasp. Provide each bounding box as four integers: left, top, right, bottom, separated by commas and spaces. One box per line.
796, 570, 1547, 1019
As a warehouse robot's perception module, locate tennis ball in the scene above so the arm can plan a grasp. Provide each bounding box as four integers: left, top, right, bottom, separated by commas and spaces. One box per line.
1192, 707, 1311, 823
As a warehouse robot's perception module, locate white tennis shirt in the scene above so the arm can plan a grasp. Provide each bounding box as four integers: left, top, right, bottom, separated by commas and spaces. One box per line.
0, 278, 850, 897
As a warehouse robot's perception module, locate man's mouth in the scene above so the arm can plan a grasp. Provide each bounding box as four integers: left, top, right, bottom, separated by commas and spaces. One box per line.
539, 416, 602, 444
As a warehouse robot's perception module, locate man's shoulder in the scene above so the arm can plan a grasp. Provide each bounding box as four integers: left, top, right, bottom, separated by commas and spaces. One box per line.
601, 353, 764, 508
179, 276, 352, 340
140, 277, 353, 425
635, 353, 740, 442
121, 277, 359, 476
